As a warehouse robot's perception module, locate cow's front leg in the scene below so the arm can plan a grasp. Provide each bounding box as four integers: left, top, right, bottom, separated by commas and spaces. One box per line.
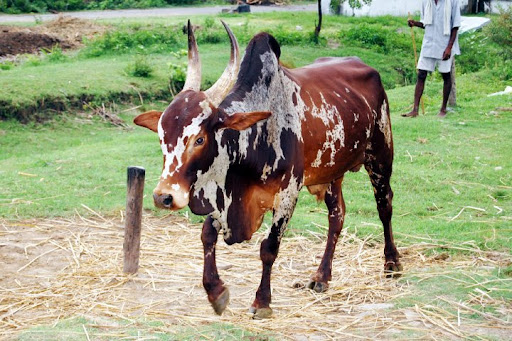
201, 216, 229, 315
249, 217, 284, 319
308, 178, 345, 293
250, 189, 299, 319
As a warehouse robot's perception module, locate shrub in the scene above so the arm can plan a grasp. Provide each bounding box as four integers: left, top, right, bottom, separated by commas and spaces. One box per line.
125, 55, 153, 77
343, 24, 388, 52
82, 26, 183, 57
43, 46, 68, 63
485, 6, 512, 58
168, 49, 187, 95
0, 61, 15, 70
0, 0, 204, 13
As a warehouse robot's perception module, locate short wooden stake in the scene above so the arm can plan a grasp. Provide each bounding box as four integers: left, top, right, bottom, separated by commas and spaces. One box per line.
123, 166, 145, 274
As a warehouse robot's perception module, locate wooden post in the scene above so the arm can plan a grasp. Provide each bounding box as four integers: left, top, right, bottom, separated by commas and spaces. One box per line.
123, 166, 145, 274
448, 58, 457, 107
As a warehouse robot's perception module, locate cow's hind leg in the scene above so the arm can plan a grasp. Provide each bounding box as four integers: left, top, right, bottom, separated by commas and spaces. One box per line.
308, 178, 345, 292
201, 216, 229, 315
365, 153, 402, 277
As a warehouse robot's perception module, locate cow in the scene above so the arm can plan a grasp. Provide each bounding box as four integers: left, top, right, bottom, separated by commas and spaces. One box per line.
134, 20, 402, 319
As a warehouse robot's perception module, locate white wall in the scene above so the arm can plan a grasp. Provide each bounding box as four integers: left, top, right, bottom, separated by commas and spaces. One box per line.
326, 0, 511, 16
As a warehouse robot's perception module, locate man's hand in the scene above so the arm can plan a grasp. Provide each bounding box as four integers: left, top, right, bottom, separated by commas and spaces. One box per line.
408, 20, 424, 29
442, 47, 452, 60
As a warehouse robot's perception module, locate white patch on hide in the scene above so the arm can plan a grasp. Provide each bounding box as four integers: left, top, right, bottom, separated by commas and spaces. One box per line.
271, 168, 302, 241
159, 100, 212, 180
193, 129, 233, 239
377, 100, 392, 148
261, 163, 272, 182
224, 51, 306, 171
309, 93, 345, 168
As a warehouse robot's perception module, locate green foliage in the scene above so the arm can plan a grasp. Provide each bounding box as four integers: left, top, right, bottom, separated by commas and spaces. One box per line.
196, 22, 225, 44
82, 26, 183, 57
0, 0, 207, 13
485, 6, 512, 59
24, 54, 43, 67
125, 55, 154, 77
168, 49, 187, 94
85, 0, 167, 10
344, 23, 388, 51
268, 25, 326, 46
331, 0, 373, 15
0, 60, 15, 70
42, 46, 68, 63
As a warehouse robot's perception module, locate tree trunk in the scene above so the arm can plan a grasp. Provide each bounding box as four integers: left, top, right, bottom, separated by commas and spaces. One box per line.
477, 0, 485, 13
314, 0, 322, 44
448, 58, 456, 107
468, 0, 476, 13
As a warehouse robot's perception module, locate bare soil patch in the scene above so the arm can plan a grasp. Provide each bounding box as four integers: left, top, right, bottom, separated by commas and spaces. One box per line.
0, 15, 106, 57
1, 215, 510, 340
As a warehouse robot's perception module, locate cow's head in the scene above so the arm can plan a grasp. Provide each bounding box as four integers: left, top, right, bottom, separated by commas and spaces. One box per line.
134, 21, 270, 211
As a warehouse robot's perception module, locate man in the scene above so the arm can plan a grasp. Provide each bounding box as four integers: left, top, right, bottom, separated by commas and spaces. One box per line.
403, 0, 461, 118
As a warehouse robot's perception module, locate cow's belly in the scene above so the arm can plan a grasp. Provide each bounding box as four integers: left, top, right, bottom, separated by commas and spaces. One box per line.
302, 118, 370, 186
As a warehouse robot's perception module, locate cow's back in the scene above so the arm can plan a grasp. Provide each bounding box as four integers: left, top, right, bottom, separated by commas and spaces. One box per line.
284, 57, 389, 186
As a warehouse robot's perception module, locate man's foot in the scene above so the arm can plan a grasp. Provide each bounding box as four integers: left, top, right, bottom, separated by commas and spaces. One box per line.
402, 110, 419, 118
438, 110, 447, 117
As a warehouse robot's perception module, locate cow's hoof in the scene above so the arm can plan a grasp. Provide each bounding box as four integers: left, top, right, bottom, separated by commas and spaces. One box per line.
384, 261, 403, 278
307, 280, 329, 293
211, 288, 230, 315
249, 306, 273, 319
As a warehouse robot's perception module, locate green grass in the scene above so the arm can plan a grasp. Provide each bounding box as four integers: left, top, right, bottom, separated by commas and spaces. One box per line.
1, 69, 510, 252
2, 12, 508, 120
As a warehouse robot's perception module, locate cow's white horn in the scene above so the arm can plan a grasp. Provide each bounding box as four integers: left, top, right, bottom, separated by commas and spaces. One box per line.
204, 20, 240, 107
183, 20, 202, 92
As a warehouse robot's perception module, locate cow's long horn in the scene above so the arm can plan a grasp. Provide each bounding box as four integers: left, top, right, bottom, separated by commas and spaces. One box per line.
204, 21, 240, 107
183, 20, 201, 92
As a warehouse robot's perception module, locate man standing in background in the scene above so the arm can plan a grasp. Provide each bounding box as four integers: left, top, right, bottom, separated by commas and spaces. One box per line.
403, 0, 461, 118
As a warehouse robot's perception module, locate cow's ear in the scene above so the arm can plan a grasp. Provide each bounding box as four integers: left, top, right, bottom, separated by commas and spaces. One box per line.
219, 111, 271, 131
133, 110, 162, 133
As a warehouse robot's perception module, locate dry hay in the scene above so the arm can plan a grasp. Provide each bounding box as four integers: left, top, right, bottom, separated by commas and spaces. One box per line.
0, 15, 106, 57
1, 214, 511, 340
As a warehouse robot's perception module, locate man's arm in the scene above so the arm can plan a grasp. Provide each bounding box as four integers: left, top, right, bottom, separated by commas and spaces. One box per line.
443, 27, 459, 60
408, 20, 425, 29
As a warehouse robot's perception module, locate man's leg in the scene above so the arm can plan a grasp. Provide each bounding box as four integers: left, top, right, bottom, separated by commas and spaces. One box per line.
439, 72, 452, 117
402, 69, 428, 117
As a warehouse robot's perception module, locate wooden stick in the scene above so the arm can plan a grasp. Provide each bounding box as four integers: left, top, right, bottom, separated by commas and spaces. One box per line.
123, 166, 145, 274
409, 12, 425, 115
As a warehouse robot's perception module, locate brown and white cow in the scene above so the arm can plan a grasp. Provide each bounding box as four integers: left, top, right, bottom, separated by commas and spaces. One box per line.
134, 21, 402, 318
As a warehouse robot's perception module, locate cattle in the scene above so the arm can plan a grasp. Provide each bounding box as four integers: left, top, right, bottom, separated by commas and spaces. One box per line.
134, 20, 402, 319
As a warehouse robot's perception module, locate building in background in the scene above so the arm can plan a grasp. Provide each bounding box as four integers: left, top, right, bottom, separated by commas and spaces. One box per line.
320, 0, 512, 16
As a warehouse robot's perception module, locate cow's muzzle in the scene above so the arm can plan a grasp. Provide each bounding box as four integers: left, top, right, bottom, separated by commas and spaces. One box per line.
153, 192, 173, 209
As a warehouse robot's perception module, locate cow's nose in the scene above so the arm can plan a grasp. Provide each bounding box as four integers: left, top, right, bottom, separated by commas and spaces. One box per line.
153, 193, 173, 209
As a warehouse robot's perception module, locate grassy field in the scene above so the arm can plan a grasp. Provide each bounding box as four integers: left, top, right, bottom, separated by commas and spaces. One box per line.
1, 9, 511, 340
2, 70, 510, 250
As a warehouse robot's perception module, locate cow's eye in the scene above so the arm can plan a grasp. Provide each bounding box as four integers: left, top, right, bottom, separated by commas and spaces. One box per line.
195, 137, 204, 146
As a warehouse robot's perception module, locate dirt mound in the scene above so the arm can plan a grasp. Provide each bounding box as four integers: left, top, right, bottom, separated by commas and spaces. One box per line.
0, 15, 106, 57
39, 15, 107, 45
0, 30, 69, 56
